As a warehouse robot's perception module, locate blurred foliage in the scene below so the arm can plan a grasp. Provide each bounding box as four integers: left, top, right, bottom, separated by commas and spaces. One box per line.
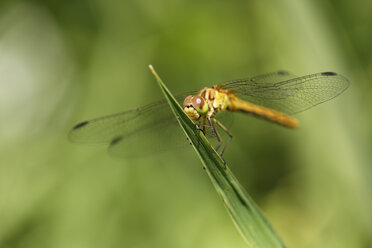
0, 0, 371, 248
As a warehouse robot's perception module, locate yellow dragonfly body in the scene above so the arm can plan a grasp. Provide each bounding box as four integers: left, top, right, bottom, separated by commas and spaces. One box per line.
69, 70, 349, 158
184, 86, 298, 128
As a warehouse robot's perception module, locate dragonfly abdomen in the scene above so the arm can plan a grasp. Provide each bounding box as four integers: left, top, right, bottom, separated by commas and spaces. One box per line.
228, 98, 299, 128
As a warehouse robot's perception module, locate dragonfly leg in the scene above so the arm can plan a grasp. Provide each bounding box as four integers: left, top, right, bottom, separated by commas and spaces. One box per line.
207, 117, 223, 152
195, 117, 207, 135
202, 116, 207, 134
213, 119, 233, 157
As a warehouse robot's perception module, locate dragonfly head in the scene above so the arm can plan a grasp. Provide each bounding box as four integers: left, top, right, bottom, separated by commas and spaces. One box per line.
183, 95, 209, 121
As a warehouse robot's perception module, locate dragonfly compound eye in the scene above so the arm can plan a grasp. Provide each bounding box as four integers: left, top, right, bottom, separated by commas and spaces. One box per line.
183, 95, 193, 108
191, 96, 208, 115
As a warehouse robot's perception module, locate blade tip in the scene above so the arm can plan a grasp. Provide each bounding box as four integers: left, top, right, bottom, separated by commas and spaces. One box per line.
148, 64, 155, 74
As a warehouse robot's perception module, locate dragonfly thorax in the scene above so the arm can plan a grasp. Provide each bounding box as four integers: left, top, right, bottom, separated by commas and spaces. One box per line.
183, 87, 232, 121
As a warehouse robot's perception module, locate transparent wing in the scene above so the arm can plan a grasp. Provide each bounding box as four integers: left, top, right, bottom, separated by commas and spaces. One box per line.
219, 71, 350, 114
69, 92, 196, 157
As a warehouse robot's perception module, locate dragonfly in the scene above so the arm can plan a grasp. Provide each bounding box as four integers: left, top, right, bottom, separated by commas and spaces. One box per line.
69, 70, 349, 158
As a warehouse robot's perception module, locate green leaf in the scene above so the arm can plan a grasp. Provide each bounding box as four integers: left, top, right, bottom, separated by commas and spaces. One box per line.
149, 65, 287, 248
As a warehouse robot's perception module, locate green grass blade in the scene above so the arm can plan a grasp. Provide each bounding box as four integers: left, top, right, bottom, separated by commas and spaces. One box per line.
149, 65, 287, 248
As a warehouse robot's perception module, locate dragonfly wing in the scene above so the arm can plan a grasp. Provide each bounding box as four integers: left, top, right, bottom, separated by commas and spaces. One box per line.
220, 71, 349, 114
69, 92, 195, 157
107, 113, 187, 158
220, 70, 298, 87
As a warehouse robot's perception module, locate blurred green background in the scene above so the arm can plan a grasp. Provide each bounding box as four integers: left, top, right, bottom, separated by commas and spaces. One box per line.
0, 0, 371, 247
